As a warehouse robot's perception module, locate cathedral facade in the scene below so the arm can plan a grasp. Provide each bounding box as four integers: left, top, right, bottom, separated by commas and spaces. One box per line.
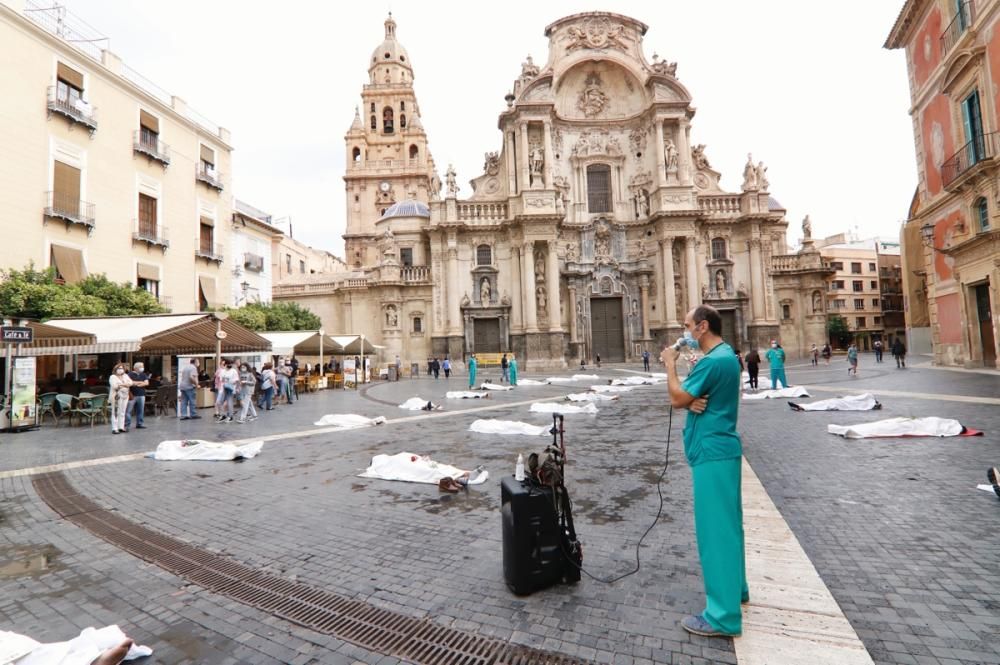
276, 12, 828, 368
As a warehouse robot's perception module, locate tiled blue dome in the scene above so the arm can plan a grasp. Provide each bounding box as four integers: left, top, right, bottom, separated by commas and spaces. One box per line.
379, 200, 430, 220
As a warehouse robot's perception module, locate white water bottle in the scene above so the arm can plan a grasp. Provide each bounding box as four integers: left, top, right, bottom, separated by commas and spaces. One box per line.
515, 453, 525, 481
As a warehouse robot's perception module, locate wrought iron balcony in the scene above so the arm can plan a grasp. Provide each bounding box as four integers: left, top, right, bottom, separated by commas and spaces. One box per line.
195, 243, 224, 264
44, 191, 95, 233
243, 252, 265, 272
133, 130, 171, 166
46, 86, 97, 135
941, 131, 998, 188
195, 163, 224, 191
157, 295, 173, 311
132, 223, 170, 250
940, 1, 975, 55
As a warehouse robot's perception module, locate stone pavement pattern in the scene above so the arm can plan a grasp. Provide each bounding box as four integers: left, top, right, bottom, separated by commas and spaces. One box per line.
1, 357, 999, 665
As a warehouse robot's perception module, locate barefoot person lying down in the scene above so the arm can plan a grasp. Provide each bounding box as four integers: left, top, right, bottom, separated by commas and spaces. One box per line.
1, 624, 152, 664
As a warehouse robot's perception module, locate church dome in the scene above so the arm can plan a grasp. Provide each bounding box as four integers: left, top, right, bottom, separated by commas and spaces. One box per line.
370, 14, 413, 72
379, 199, 430, 221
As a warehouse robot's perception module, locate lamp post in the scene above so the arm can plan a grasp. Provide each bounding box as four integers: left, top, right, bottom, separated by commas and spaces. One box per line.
240, 280, 250, 305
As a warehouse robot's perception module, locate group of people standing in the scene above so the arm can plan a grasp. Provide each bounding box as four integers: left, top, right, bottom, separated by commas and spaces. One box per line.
427, 357, 451, 379
108, 361, 151, 434
172, 357, 300, 424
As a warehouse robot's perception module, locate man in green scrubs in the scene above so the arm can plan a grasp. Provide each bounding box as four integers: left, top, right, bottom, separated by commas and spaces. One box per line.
468, 354, 477, 389
661, 304, 748, 637
508, 355, 518, 386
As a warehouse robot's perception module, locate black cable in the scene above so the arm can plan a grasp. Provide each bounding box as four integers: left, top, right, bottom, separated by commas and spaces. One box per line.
560, 403, 674, 584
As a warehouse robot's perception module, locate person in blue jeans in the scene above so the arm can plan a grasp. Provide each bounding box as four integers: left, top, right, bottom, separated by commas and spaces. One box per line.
124, 361, 150, 430
178, 358, 200, 420
259, 362, 276, 410
765, 340, 788, 389
501, 354, 509, 383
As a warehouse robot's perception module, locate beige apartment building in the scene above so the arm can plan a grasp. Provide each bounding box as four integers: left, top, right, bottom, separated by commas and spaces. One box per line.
272, 235, 347, 283
815, 234, 887, 350
0, 0, 233, 312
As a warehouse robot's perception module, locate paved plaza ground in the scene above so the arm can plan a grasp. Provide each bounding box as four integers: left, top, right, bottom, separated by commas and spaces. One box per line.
1, 355, 999, 665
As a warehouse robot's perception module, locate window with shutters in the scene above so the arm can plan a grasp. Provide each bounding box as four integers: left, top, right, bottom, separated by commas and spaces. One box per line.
854, 298, 864, 310
138, 194, 157, 238
55, 62, 84, 106
851, 262, 862, 274
199, 222, 213, 254
857, 316, 866, 328
52, 160, 81, 218
139, 110, 159, 149
586, 164, 611, 212
852, 280, 863, 292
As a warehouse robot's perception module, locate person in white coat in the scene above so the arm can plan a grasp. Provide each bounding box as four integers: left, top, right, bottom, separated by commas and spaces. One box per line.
108, 363, 133, 434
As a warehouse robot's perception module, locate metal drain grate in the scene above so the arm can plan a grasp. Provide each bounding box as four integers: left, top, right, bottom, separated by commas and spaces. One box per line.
32, 472, 592, 665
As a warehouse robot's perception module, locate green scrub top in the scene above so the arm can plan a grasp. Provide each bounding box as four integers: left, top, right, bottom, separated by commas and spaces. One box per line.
681, 341, 743, 466
765, 347, 785, 368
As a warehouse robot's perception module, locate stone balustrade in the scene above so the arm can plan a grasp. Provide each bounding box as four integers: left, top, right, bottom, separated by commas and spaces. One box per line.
698, 194, 742, 214
400, 265, 431, 282
456, 201, 508, 222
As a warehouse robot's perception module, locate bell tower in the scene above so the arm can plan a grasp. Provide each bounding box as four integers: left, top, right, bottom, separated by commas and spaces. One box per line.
343, 14, 437, 270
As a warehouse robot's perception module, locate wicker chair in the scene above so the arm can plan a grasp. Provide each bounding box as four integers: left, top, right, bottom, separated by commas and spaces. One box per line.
37, 392, 59, 425
70, 394, 107, 427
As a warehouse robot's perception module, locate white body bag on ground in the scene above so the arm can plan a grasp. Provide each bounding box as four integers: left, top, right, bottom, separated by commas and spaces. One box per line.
828, 417, 965, 439
790, 393, 880, 411
469, 419, 548, 436
529, 401, 598, 415
399, 397, 436, 410
151, 439, 263, 461
566, 392, 619, 402
743, 386, 809, 400
358, 453, 488, 485
446, 391, 489, 399
314, 414, 387, 428
2, 625, 152, 664
480, 382, 512, 391
515, 378, 546, 385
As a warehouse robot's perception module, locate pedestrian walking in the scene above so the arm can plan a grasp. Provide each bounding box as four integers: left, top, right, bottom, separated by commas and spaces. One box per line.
217, 361, 239, 422
822, 343, 832, 365
395, 354, 402, 381
642, 349, 650, 372
468, 354, 478, 389
661, 304, 747, 638
260, 362, 276, 410
125, 361, 149, 430
892, 338, 907, 368
765, 341, 788, 389
734, 348, 744, 374
580, 357, 586, 371
874, 339, 883, 363
508, 355, 518, 386
431, 357, 440, 379
501, 353, 509, 383
847, 343, 859, 376
442, 356, 451, 379
810, 344, 819, 366
213, 363, 226, 419
237, 362, 258, 423
596, 353, 602, 369
109, 363, 132, 434
178, 358, 201, 420
744, 348, 760, 391
281, 360, 295, 403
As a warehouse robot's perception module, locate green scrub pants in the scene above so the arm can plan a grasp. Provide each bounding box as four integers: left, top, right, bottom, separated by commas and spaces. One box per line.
469, 364, 477, 388
692, 457, 748, 635
770, 367, 788, 389
509, 365, 517, 386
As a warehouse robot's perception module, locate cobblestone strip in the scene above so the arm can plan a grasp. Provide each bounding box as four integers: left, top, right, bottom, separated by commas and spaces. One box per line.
0, 452, 147, 480
736, 458, 875, 665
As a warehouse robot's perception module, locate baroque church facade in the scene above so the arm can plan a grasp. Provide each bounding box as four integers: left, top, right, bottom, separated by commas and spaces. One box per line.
276, 12, 830, 368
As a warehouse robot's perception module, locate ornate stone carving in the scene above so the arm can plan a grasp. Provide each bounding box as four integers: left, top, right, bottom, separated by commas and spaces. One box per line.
460, 292, 470, 307
565, 241, 578, 262
664, 139, 679, 172
692, 144, 711, 170
564, 17, 629, 52
553, 175, 571, 212
483, 151, 500, 176
812, 290, 823, 313
633, 189, 650, 219
552, 126, 564, 152
571, 130, 624, 158
480, 277, 491, 304
445, 164, 458, 196
595, 224, 612, 259
577, 72, 609, 118
802, 215, 812, 239
528, 142, 545, 185
385, 304, 399, 328
715, 270, 727, 292
650, 53, 677, 76
741, 153, 758, 192
501, 292, 511, 306
536, 283, 548, 316
520, 54, 539, 79
629, 127, 647, 155
756, 160, 769, 191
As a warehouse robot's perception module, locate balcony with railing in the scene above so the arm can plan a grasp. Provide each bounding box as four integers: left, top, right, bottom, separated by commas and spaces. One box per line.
243, 252, 265, 272
698, 194, 742, 214
133, 130, 170, 166
157, 295, 173, 311
456, 202, 508, 222
195, 242, 224, 264
941, 1, 975, 55
44, 191, 95, 232
46, 86, 98, 134
195, 163, 224, 191
400, 265, 431, 282
941, 131, 998, 188
132, 223, 169, 250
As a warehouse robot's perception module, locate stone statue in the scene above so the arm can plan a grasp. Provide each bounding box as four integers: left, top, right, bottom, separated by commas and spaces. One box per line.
692, 144, 710, 170
480, 277, 491, 304
385, 305, 398, 328
595, 228, 611, 257
577, 74, 609, 117
536, 284, 547, 315
521, 54, 539, 79
756, 161, 769, 191
664, 139, 679, 172
650, 53, 678, 76
501, 292, 511, 306
741, 153, 758, 192
483, 152, 500, 176
812, 290, 822, 313
802, 214, 812, 239
565, 242, 578, 262
445, 164, 458, 196
716, 270, 726, 293
529, 144, 544, 176
460, 292, 470, 307
535, 252, 545, 279
635, 189, 650, 218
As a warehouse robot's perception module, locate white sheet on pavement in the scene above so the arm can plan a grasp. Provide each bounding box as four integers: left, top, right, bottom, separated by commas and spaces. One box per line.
151, 439, 263, 461
566, 392, 619, 402
4, 625, 152, 665
399, 397, 434, 410
358, 452, 488, 485
742, 375, 775, 390
469, 419, 548, 436
529, 401, 598, 414
480, 382, 512, 391
572, 374, 599, 380
610, 376, 660, 386
828, 417, 965, 439
791, 393, 880, 411
742, 386, 810, 400
446, 391, 489, 399
590, 384, 634, 393
515, 378, 547, 385
546, 377, 578, 384
314, 414, 387, 428
977, 484, 999, 494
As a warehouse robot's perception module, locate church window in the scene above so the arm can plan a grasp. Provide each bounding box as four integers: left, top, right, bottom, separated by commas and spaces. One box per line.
976, 196, 990, 231
352, 147, 361, 162
382, 107, 394, 134
370, 115, 376, 130
400, 114, 407, 129
384, 52, 391, 59
409, 144, 418, 159
400, 55, 406, 63
400, 101, 405, 111
782, 304, 791, 320
370, 103, 375, 113
400, 248, 413, 266
413, 317, 422, 333
586, 164, 611, 213
711, 238, 727, 260
476, 244, 492, 266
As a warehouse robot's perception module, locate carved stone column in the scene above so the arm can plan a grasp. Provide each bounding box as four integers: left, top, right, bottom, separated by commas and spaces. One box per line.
568, 284, 578, 342
749, 236, 765, 322
654, 119, 667, 189
685, 239, 699, 311
660, 237, 677, 325
676, 118, 692, 185
446, 245, 461, 335
521, 240, 538, 332
640, 275, 651, 340
519, 123, 530, 195
506, 129, 518, 195
510, 244, 523, 332
543, 121, 554, 189
546, 239, 561, 332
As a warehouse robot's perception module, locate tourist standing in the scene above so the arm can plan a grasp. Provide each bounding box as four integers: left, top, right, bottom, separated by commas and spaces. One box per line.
109, 363, 132, 434
847, 343, 859, 376
873, 339, 883, 363
765, 341, 787, 389
281, 360, 295, 403
810, 344, 819, 366
442, 356, 451, 379
395, 355, 402, 381
260, 362, 276, 411
508, 355, 518, 386
125, 361, 149, 430
218, 361, 240, 422
501, 354, 509, 383
431, 357, 440, 379
596, 353, 602, 369
178, 358, 200, 420
892, 338, 907, 368
822, 343, 832, 366
468, 354, 477, 389
661, 305, 747, 638
744, 348, 760, 392
237, 362, 258, 423
213, 363, 227, 419
642, 349, 651, 372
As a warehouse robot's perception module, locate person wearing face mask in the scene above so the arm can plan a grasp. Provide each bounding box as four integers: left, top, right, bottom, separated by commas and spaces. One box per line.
765, 340, 788, 389
237, 362, 258, 423
660, 304, 747, 638
108, 363, 133, 434
125, 361, 149, 430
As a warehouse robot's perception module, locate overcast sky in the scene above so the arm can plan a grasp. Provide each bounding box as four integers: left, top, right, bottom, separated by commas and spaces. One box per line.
71, 1, 915, 256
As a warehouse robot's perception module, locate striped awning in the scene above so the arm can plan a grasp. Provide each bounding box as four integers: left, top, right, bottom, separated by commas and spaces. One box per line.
45, 313, 272, 356
8, 321, 97, 357
260, 331, 341, 356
